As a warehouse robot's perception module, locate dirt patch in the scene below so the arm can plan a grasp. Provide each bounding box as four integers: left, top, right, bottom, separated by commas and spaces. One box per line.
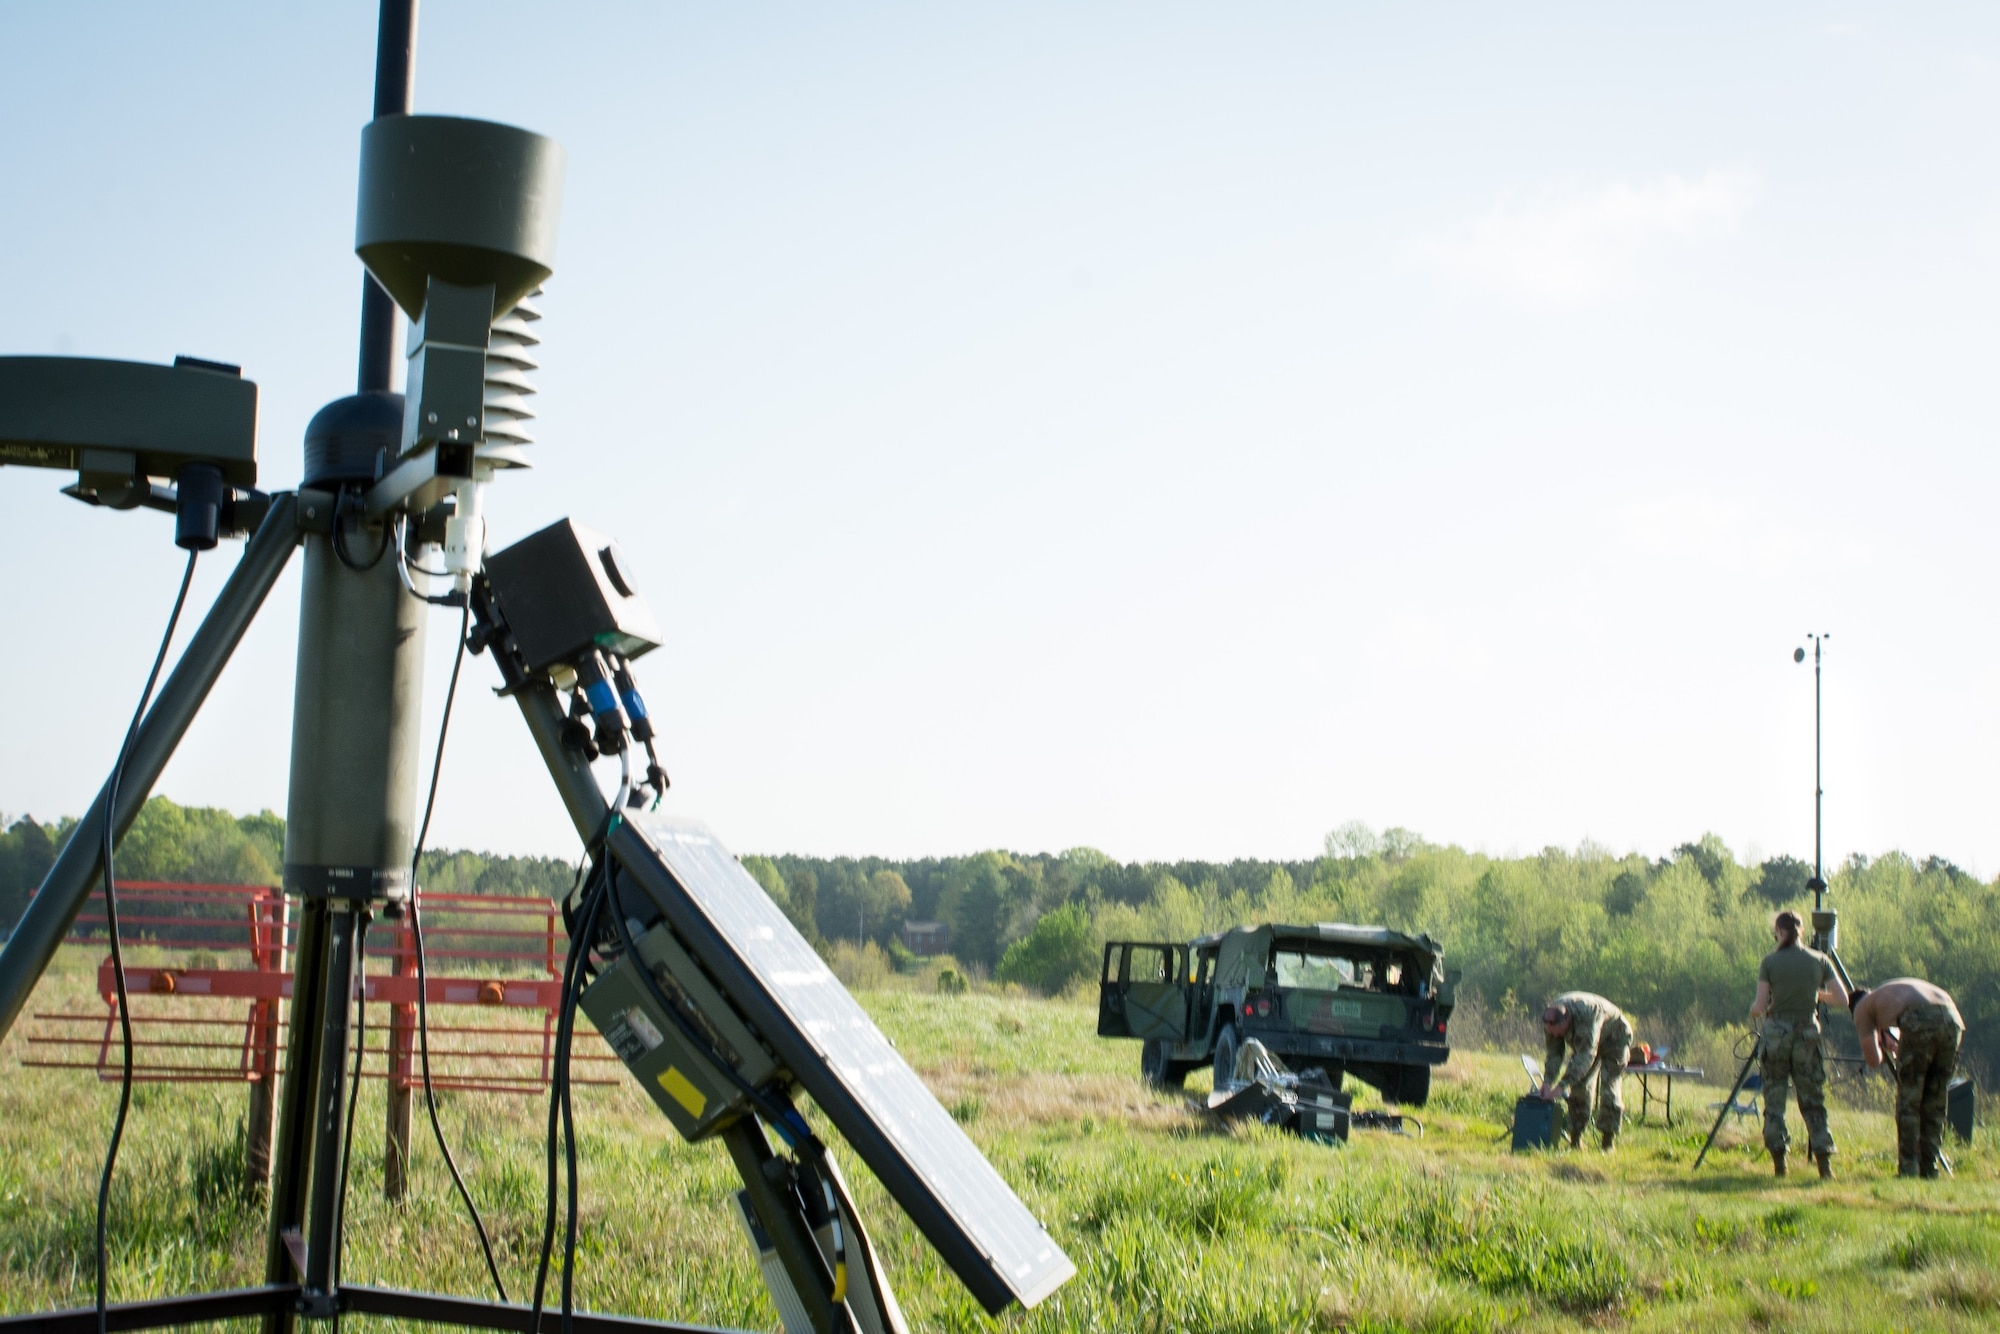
1550, 1161, 1608, 1183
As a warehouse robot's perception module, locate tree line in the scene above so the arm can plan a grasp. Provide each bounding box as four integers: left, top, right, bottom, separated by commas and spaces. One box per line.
0, 799, 576, 932
5, 803, 1994, 1078
747, 825, 1998, 1081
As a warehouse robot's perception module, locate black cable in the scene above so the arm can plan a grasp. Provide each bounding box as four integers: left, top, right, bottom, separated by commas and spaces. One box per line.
561, 884, 610, 1334
400, 513, 452, 576
395, 513, 464, 607
531, 857, 591, 1327
532, 869, 588, 1324
331, 487, 391, 572
533, 860, 610, 1333
96, 548, 199, 1334
408, 601, 509, 1302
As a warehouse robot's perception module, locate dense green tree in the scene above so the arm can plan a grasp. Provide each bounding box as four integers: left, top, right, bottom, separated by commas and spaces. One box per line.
783, 866, 821, 944
0, 816, 58, 929
741, 856, 789, 909
1748, 854, 1813, 908
996, 902, 1096, 994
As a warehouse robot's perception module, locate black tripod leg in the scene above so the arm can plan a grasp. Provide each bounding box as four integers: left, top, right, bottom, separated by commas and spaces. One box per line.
300, 904, 363, 1313
262, 901, 330, 1334
1693, 1042, 1761, 1171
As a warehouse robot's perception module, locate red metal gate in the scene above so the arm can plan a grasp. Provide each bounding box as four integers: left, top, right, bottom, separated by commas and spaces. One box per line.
24, 881, 616, 1092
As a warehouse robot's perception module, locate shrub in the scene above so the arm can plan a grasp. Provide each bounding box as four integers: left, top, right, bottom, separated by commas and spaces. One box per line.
995, 902, 1096, 995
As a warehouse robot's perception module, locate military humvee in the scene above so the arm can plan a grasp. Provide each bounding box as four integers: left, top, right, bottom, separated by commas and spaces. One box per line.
1097, 923, 1455, 1105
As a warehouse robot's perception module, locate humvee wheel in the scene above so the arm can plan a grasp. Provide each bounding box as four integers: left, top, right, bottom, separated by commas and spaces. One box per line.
1388, 1064, 1431, 1106
1212, 1022, 1241, 1089
1141, 1038, 1186, 1089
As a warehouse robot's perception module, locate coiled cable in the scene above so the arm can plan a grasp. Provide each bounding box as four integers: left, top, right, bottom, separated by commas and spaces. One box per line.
330, 487, 391, 572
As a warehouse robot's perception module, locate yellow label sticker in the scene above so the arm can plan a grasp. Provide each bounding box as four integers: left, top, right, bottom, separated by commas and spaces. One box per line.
657, 1065, 707, 1119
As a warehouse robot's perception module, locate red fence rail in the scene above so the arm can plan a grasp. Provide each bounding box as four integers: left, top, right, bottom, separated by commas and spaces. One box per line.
24, 881, 614, 1093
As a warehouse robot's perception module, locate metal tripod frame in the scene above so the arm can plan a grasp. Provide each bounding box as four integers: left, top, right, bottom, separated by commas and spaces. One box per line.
0, 4, 884, 1332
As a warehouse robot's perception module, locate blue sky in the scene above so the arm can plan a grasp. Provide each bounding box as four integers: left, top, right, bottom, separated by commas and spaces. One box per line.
4, 3, 1999, 869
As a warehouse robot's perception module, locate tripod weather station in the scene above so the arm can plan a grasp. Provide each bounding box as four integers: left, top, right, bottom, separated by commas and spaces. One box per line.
1693, 632, 1860, 1173
0, 6, 1074, 1333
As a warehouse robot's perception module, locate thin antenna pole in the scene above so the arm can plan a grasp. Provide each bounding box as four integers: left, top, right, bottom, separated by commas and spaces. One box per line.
1814, 635, 1822, 904
1803, 631, 1829, 913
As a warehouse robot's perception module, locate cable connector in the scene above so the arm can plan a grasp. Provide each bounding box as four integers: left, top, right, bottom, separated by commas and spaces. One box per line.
575, 651, 629, 755
609, 655, 670, 806
440, 475, 488, 596
610, 657, 654, 744
559, 688, 600, 761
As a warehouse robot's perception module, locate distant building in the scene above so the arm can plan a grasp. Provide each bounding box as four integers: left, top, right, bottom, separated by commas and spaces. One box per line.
900, 920, 950, 956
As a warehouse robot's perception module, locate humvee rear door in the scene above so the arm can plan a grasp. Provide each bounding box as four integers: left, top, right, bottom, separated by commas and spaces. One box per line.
1097, 942, 1189, 1040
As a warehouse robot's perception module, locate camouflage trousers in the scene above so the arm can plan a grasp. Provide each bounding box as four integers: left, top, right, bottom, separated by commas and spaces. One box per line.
1566, 1016, 1631, 1141
1894, 1004, 1962, 1172
1760, 1019, 1833, 1156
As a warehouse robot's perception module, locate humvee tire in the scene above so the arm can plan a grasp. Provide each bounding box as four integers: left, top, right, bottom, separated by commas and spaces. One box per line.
1212, 1021, 1241, 1089
1141, 1037, 1188, 1090
1387, 1063, 1431, 1107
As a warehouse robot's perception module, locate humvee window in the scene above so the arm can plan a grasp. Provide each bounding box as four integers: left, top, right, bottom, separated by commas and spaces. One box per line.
1274, 951, 1357, 990
1121, 945, 1172, 985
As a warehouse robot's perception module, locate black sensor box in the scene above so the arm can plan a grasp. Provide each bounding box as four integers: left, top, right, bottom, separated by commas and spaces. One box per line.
486, 517, 661, 673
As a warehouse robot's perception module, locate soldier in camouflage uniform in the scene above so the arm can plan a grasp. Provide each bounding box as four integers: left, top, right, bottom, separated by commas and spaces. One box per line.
1537, 992, 1631, 1150
1750, 910, 1847, 1178
1852, 979, 1964, 1179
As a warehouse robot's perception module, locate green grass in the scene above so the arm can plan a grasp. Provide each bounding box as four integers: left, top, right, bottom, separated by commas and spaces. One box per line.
4, 947, 1998, 1332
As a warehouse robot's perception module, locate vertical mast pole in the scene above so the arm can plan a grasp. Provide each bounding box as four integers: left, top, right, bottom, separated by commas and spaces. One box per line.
358, 0, 418, 394
262, 4, 423, 1327
1814, 635, 1823, 909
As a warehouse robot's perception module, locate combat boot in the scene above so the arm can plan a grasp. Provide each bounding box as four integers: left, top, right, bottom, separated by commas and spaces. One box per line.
1600, 1129, 1616, 1152
1770, 1148, 1786, 1177
1813, 1151, 1832, 1180
1567, 1128, 1582, 1150
1919, 1151, 1940, 1180
1897, 1158, 1919, 1178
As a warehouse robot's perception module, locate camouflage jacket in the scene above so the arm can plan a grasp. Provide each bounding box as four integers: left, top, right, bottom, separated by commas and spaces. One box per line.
1545, 992, 1627, 1089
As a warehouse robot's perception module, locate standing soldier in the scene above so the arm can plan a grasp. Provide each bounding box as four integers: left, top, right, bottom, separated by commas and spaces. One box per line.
1750, 909, 1847, 1178
1850, 979, 1965, 1178
1536, 992, 1632, 1150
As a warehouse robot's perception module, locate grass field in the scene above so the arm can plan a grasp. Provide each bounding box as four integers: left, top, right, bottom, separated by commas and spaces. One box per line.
3, 945, 1997, 1333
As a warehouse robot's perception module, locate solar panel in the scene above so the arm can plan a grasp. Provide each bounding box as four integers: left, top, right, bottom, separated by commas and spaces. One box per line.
604, 815, 1075, 1315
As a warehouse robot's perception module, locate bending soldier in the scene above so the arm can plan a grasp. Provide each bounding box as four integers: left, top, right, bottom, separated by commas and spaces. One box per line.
1851, 979, 1964, 1179
1537, 992, 1631, 1150
1750, 909, 1846, 1179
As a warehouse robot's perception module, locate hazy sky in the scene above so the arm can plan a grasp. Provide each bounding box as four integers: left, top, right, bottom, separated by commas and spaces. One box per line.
4, 3, 1998, 870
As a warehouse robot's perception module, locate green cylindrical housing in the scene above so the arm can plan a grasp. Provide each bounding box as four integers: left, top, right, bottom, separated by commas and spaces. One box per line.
356, 114, 565, 319
282, 532, 428, 896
